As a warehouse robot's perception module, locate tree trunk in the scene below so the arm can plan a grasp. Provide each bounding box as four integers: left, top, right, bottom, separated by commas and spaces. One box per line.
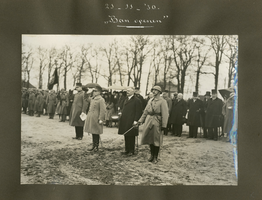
195, 69, 200, 93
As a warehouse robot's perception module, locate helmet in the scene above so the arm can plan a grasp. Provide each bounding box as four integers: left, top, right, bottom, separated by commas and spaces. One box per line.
151, 85, 162, 94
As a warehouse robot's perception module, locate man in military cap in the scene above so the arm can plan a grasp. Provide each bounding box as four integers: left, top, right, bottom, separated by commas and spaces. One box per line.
205, 89, 223, 141
137, 85, 169, 164
187, 92, 204, 138
69, 83, 89, 140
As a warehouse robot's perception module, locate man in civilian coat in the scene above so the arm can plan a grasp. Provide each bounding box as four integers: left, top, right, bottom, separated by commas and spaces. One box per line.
205, 89, 224, 141
162, 90, 172, 135
118, 87, 143, 156
69, 83, 89, 140
202, 91, 212, 138
187, 92, 204, 138
169, 93, 187, 137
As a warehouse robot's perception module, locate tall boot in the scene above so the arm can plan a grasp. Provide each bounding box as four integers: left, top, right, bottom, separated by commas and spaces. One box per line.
94, 142, 99, 152
152, 146, 160, 164
105, 120, 109, 127
36, 111, 40, 117
89, 134, 96, 151
148, 144, 154, 162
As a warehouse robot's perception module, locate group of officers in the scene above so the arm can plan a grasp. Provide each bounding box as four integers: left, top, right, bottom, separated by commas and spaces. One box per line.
21, 83, 235, 164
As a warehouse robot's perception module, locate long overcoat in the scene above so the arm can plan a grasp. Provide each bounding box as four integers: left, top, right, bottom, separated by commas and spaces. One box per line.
57, 93, 68, 115
28, 93, 35, 110
84, 95, 106, 134
187, 99, 204, 127
118, 96, 142, 136
34, 94, 38, 111
169, 99, 187, 125
21, 92, 28, 108
205, 97, 223, 128
222, 95, 234, 133
46, 93, 57, 114
69, 90, 89, 127
138, 96, 169, 146
35, 93, 45, 112
105, 102, 115, 121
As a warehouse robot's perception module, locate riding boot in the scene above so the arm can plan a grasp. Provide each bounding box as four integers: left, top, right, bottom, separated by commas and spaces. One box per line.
106, 120, 109, 127
152, 146, 160, 164
148, 144, 154, 162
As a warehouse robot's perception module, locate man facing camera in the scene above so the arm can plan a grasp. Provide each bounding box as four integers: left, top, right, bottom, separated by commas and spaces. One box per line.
118, 87, 142, 156
69, 83, 89, 140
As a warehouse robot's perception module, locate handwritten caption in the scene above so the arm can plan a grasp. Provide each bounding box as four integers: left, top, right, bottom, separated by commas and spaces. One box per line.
103, 3, 169, 28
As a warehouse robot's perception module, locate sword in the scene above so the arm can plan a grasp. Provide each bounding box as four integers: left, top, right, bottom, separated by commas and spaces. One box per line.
122, 125, 136, 135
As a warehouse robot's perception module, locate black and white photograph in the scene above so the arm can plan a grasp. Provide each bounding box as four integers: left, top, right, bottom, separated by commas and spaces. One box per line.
21, 34, 238, 185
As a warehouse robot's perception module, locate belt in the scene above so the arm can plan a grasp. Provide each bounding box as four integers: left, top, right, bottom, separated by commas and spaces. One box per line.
148, 112, 161, 116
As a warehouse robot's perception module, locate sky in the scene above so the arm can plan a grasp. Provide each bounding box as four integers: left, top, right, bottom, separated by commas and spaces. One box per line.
22, 35, 237, 99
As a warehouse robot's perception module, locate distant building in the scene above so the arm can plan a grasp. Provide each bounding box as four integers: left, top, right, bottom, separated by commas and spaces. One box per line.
155, 81, 177, 97
22, 80, 36, 89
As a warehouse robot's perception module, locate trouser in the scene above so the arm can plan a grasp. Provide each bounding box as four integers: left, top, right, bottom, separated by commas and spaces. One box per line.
203, 127, 208, 138
124, 135, 136, 153
189, 126, 198, 138
208, 127, 218, 139
92, 134, 100, 146
29, 110, 34, 116
22, 106, 27, 113
49, 113, 54, 119
60, 114, 66, 121
149, 144, 160, 159
75, 126, 83, 138
173, 124, 183, 136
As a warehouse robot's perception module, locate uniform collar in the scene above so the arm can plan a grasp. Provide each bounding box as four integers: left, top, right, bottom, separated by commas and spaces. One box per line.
93, 94, 102, 100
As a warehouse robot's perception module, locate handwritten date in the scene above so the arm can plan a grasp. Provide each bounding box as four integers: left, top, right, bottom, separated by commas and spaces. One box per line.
105, 3, 160, 10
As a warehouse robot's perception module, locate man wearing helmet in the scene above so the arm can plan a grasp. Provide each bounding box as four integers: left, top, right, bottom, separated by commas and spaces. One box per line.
137, 85, 169, 164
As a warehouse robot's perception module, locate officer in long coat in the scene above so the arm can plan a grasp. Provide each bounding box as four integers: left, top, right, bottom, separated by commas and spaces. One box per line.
69, 83, 89, 140
84, 86, 106, 151
46, 90, 57, 119
118, 87, 142, 156
187, 92, 204, 138
205, 89, 223, 141
28, 89, 35, 116
169, 93, 187, 137
67, 90, 74, 120
35, 90, 45, 117
21, 89, 29, 114
202, 91, 212, 138
42, 90, 49, 115
58, 90, 68, 122
137, 85, 169, 164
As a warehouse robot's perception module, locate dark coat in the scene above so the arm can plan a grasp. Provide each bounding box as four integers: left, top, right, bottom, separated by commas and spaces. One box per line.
136, 94, 146, 110
21, 92, 29, 107
28, 93, 35, 110
169, 99, 187, 125
187, 99, 204, 127
69, 90, 89, 127
205, 97, 223, 128
118, 96, 143, 136
57, 93, 68, 115
35, 93, 45, 112
46, 93, 57, 114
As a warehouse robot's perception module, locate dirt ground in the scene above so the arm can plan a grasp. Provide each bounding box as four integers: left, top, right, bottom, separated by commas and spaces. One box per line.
21, 113, 237, 185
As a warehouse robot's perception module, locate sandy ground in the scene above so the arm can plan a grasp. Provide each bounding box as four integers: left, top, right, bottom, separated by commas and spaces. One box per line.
21, 113, 237, 185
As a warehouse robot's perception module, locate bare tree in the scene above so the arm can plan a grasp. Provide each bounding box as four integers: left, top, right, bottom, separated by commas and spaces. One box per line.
171, 36, 197, 93
159, 36, 173, 90
224, 36, 237, 88
37, 46, 47, 89
127, 35, 152, 88
22, 44, 34, 88
194, 37, 210, 93
59, 45, 74, 90
100, 41, 118, 87
208, 35, 227, 90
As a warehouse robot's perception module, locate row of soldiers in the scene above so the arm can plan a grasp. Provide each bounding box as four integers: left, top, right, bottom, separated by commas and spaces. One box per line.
21, 88, 74, 121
